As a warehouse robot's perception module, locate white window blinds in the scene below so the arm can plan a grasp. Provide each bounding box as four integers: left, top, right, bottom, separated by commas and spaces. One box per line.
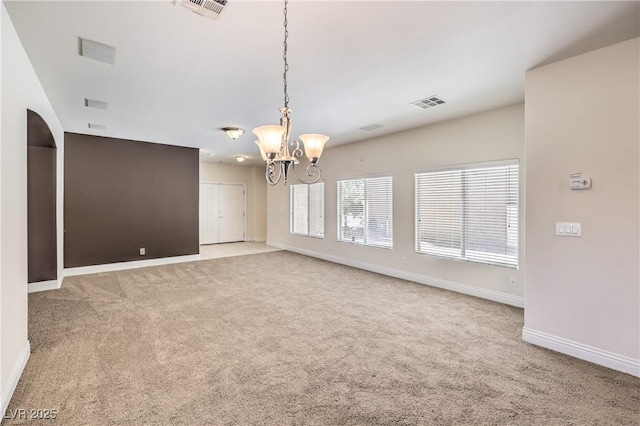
290, 182, 324, 238
337, 175, 393, 249
308, 182, 325, 237
415, 161, 519, 268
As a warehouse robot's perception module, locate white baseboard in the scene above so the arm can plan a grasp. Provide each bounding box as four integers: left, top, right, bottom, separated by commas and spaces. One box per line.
64, 254, 201, 277
28, 278, 62, 293
267, 241, 524, 308
1, 342, 30, 417
522, 327, 640, 377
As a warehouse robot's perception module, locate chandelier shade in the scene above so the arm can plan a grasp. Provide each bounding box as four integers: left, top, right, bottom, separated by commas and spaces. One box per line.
299, 134, 329, 162
255, 140, 269, 162
253, 125, 285, 157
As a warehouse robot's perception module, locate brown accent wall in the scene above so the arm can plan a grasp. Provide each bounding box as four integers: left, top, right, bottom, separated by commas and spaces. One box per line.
64, 133, 199, 268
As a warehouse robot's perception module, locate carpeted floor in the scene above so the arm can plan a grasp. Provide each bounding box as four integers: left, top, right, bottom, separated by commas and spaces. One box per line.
5, 251, 639, 425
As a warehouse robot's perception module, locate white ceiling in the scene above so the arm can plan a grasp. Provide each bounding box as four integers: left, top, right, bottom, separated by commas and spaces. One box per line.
5, 1, 640, 165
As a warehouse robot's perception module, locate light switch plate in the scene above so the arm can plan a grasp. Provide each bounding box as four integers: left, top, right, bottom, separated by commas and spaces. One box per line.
555, 222, 581, 237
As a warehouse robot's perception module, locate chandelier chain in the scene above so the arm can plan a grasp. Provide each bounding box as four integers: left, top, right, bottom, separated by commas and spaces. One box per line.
282, 0, 289, 108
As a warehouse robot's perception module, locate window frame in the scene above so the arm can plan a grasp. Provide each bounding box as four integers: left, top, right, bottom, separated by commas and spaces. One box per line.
289, 181, 325, 239
337, 174, 393, 249
414, 159, 519, 268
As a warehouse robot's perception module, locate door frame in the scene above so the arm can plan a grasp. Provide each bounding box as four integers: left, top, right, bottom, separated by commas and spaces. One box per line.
199, 181, 247, 244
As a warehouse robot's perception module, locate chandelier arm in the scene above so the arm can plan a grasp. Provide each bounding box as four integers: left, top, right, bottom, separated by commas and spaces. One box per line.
291, 162, 322, 185
266, 161, 282, 186
290, 140, 303, 158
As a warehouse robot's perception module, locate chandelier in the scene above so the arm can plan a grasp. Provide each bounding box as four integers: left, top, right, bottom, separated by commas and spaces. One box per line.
253, 0, 329, 186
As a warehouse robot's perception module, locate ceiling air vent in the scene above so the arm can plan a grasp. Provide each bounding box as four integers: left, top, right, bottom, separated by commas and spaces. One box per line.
88, 123, 107, 131
79, 37, 116, 65
84, 98, 109, 110
411, 96, 446, 110
360, 124, 383, 131
181, 0, 227, 19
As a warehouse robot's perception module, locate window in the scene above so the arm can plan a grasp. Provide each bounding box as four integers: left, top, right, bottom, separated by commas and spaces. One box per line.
290, 182, 324, 238
337, 175, 393, 248
415, 161, 519, 268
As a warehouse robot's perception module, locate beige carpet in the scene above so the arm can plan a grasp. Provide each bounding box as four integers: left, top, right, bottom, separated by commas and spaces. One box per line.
5, 251, 639, 425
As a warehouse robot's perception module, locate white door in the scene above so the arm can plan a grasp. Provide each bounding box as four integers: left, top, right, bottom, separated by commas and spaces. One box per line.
218, 184, 245, 243
200, 184, 220, 244
200, 183, 245, 244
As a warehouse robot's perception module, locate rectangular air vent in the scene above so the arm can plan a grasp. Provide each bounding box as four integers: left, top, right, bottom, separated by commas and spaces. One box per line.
88, 123, 107, 130
84, 98, 109, 110
360, 124, 383, 131
79, 38, 116, 65
411, 96, 446, 110
181, 0, 227, 19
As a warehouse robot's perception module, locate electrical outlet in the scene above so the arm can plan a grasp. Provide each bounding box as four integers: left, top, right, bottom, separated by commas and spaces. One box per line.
402, 256, 408, 265
327, 243, 332, 251
140, 248, 146, 255
509, 276, 517, 287
569, 174, 592, 190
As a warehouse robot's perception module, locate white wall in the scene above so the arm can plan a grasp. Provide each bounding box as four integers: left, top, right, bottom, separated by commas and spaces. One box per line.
524, 38, 639, 376
200, 162, 267, 241
267, 104, 525, 307
0, 4, 4, 410
1, 2, 64, 413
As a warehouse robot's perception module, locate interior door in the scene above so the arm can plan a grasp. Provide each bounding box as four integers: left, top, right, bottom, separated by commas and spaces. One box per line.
200, 183, 220, 244
218, 184, 245, 243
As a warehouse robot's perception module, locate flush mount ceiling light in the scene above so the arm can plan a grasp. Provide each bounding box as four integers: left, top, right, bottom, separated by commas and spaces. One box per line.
235, 156, 245, 163
222, 127, 245, 140
253, 0, 328, 186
